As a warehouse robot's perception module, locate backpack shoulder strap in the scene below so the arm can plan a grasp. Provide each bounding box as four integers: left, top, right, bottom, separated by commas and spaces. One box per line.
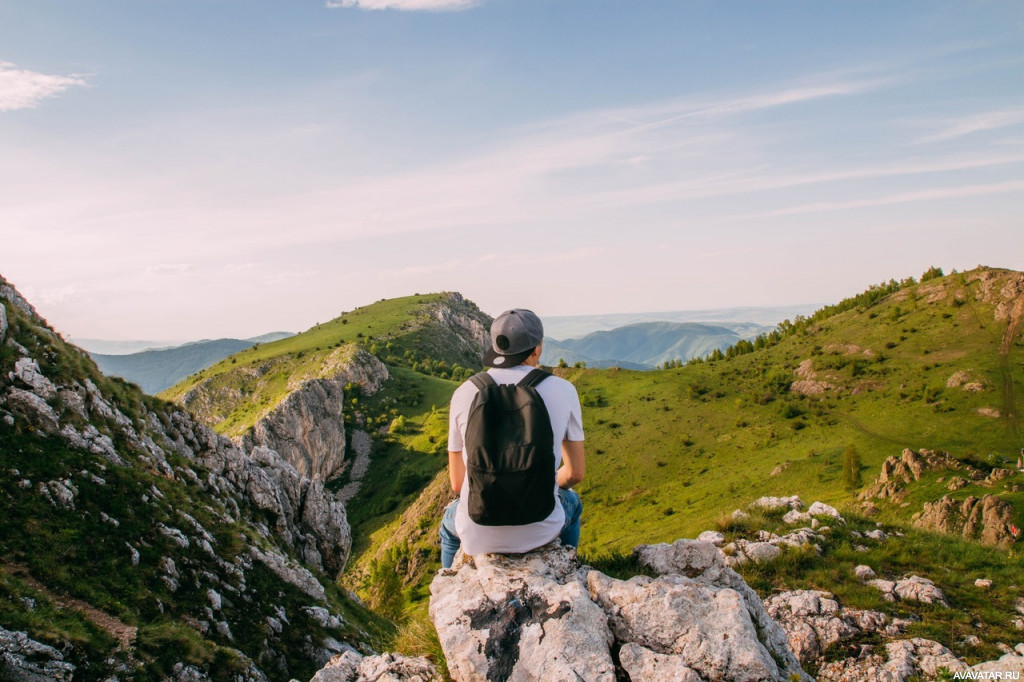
517, 368, 550, 389
469, 371, 496, 391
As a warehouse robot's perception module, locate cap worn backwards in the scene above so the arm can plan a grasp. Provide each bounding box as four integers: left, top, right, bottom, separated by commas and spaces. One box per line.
482, 308, 544, 368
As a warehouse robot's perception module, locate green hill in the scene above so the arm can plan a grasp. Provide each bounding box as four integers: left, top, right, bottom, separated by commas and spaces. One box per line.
335, 266, 1024, 668
571, 266, 1022, 549
541, 321, 742, 369
160, 292, 487, 440
91, 337, 271, 394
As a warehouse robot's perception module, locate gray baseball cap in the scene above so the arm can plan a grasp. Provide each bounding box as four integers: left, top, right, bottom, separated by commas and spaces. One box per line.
483, 308, 544, 367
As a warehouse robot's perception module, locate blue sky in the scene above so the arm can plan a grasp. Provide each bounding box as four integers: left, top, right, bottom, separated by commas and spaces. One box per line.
1, 1, 1022, 340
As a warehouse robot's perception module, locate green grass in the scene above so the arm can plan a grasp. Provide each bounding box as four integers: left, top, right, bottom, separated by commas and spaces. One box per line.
569, 268, 1022, 554
719, 511, 1024, 667
159, 293, 484, 438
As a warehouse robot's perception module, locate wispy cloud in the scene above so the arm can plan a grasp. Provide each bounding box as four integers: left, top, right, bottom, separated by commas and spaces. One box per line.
325, 0, 478, 10
146, 264, 197, 276
916, 108, 1024, 144
0, 62, 87, 112
759, 179, 1024, 217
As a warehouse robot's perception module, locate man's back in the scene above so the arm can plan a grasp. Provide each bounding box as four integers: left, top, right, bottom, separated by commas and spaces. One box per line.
448, 364, 583, 556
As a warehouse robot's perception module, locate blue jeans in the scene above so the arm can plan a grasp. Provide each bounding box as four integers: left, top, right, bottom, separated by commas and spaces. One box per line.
439, 488, 583, 569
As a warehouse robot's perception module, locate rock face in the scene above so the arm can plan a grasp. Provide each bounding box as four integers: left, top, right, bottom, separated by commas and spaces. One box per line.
429, 540, 808, 682
240, 348, 388, 481
915, 493, 1018, 547
859, 448, 979, 501
0, 275, 360, 678
0, 626, 75, 681
764, 590, 902, 664
310, 651, 439, 682
816, 637, 967, 682
429, 293, 491, 362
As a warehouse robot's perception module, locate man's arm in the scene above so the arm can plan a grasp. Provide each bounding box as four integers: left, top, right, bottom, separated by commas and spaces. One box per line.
557, 440, 585, 489
448, 451, 466, 494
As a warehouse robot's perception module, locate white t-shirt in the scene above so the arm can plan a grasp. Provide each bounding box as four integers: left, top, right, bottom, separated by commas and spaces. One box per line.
448, 364, 585, 557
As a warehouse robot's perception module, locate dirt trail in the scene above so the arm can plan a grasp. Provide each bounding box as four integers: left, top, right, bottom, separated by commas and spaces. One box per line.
2, 561, 137, 651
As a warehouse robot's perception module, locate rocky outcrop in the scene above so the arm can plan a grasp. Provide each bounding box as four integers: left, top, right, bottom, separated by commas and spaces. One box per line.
429, 293, 491, 361
429, 540, 808, 682
859, 448, 981, 501
867, 575, 948, 606
764, 590, 905, 664
817, 637, 967, 681
241, 348, 388, 480
0, 276, 360, 679
914, 493, 1017, 547
310, 651, 439, 682
0, 626, 75, 681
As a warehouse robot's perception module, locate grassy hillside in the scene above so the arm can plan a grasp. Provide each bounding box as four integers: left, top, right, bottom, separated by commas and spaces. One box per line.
572, 266, 1023, 552
161, 292, 486, 439
341, 267, 1024, 666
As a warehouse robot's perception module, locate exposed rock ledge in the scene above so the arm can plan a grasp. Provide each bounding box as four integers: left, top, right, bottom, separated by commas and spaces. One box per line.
427, 540, 808, 682
242, 348, 389, 480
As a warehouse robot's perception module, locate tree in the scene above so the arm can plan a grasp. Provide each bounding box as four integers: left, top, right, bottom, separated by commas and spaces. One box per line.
843, 444, 862, 491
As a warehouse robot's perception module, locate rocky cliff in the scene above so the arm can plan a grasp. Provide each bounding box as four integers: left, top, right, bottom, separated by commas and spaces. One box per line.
0, 276, 373, 680
240, 349, 389, 480
173, 291, 486, 484
860, 448, 1021, 546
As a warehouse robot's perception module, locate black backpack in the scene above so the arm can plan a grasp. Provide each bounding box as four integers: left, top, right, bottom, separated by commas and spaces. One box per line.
464, 369, 556, 526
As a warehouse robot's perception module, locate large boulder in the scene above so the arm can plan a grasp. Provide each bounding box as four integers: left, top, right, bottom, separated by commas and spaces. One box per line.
429, 544, 616, 681
428, 540, 808, 682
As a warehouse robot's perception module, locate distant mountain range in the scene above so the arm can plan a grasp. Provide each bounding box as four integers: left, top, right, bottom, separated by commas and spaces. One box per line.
88, 332, 293, 394
542, 304, 818, 340
541, 321, 771, 369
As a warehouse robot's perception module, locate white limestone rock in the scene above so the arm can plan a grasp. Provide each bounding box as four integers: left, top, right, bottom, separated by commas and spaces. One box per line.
975, 578, 993, 589
782, 509, 812, 525
0, 625, 75, 680
808, 501, 844, 521
250, 546, 325, 602
854, 564, 876, 580
764, 590, 896, 664
0, 302, 6, 345
630, 539, 808, 681
617, 643, 703, 681
742, 541, 783, 564
311, 650, 439, 682
750, 495, 804, 511
893, 575, 948, 607
817, 638, 966, 681
430, 544, 616, 682
696, 530, 726, 546
9, 357, 56, 400
5, 387, 59, 433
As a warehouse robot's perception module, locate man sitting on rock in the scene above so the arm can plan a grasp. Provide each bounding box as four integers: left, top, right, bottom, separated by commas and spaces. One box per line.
439, 309, 586, 569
